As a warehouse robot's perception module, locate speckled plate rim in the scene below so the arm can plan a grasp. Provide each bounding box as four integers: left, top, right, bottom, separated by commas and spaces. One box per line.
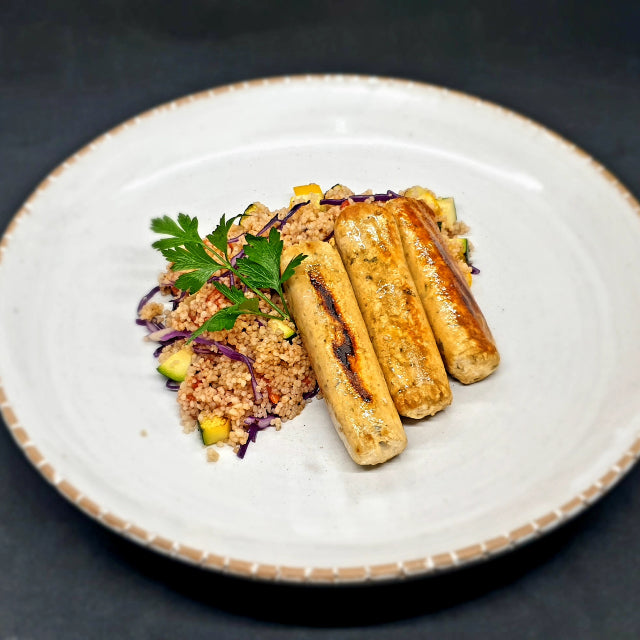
1, 74, 639, 584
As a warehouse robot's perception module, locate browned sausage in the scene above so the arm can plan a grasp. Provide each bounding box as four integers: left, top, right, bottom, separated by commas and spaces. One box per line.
389, 197, 500, 384
333, 201, 452, 418
280, 240, 406, 465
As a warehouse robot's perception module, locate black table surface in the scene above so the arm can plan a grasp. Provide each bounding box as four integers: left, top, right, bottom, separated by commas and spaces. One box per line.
2, 2, 639, 638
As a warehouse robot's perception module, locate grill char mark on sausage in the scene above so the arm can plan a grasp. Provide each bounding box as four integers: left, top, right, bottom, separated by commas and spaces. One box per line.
308, 268, 373, 403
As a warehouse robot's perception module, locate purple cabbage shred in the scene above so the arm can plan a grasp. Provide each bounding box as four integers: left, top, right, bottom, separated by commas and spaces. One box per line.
148, 328, 263, 402
206, 272, 231, 283
171, 290, 187, 310
303, 382, 320, 400
136, 285, 161, 315
244, 416, 275, 429
278, 200, 310, 231
179, 335, 262, 403
152, 335, 187, 357
255, 212, 282, 238
136, 318, 165, 333
319, 190, 400, 206
243, 199, 310, 241
236, 415, 276, 459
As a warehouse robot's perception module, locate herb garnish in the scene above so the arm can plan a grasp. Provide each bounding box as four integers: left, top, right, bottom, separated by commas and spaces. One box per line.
151, 213, 306, 341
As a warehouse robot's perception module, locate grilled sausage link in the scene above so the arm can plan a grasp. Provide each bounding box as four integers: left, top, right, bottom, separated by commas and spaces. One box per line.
389, 197, 500, 384
334, 202, 452, 418
281, 240, 406, 465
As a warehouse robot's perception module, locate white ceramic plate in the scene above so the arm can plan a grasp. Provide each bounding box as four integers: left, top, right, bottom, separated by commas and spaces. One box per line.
1, 75, 640, 584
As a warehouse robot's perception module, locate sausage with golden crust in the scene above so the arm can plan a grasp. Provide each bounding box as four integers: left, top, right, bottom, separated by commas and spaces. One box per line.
280, 240, 406, 465
389, 197, 500, 384
334, 202, 452, 418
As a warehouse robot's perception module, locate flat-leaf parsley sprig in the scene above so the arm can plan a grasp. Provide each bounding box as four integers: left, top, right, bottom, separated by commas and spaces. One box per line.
150, 213, 306, 341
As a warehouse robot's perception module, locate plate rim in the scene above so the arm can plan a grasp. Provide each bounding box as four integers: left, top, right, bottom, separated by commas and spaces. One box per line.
1, 73, 639, 585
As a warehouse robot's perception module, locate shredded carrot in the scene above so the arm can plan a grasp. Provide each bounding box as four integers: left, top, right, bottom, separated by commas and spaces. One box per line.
267, 385, 281, 405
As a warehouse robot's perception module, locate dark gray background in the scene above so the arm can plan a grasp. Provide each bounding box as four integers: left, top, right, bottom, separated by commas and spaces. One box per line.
1, 1, 639, 638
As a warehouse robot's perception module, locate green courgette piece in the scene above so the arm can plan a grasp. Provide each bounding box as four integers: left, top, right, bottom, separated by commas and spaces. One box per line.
459, 237, 469, 264
268, 318, 297, 340
157, 347, 192, 382
436, 197, 457, 228
241, 202, 259, 221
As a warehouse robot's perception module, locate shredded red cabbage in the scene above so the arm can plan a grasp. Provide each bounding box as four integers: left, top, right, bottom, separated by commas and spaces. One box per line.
320, 190, 400, 206
278, 200, 310, 231
148, 327, 263, 402
255, 212, 282, 238
471, 265, 480, 275
137, 285, 161, 315
163, 333, 261, 403
303, 382, 320, 400
171, 290, 187, 310
211, 340, 262, 402
230, 200, 311, 268
206, 272, 232, 286
237, 415, 276, 458
147, 328, 188, 342
136, 318, 165, 333
244, 416, 275, 428
166, 379, 180, 391
136, 287, 170, 334
153, 335, 187, 357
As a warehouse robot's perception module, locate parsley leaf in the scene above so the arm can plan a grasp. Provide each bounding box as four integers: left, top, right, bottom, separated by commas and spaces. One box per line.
206, 213, 240, 258
235, 227, 307, 318
151, 213, 201, 250
160, 243, 226, 294
189, 297, 261, 341
235, 259, 277, 291
175, 269, 217, 294
281, 253, 307, 284
240, 228, 282, 286
212, 281, 249, 305
151, 208, 308, 335
151, 214, 228, 295
162, 243, 224, 272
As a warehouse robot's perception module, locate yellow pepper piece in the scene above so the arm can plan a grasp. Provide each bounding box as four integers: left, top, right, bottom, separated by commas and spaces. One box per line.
404, 186, 442, 218
293, 183, 323, 196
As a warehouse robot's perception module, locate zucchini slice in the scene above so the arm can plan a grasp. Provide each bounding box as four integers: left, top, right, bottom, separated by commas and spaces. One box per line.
157, 347, 192, 382
450, 237, 470, 264
436, 197, 457, 229
268, 318, 297, 340
241, 202, 259, 221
